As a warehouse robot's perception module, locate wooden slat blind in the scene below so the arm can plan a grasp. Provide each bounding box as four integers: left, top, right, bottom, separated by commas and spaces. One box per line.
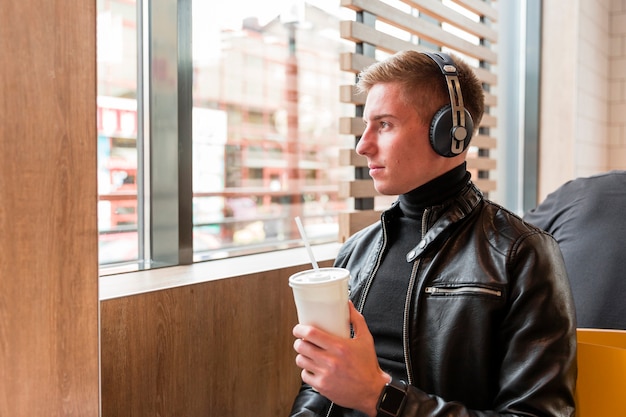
338, 0, 498, 242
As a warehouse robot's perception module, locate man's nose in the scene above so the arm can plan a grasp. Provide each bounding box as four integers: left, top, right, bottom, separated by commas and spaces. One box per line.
356, 128, 372, 156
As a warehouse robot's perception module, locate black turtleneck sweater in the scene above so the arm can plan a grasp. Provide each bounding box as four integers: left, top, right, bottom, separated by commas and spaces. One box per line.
361, 163, 470, 381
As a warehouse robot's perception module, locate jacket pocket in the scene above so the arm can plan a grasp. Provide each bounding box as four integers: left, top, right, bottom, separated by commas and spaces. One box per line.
424, 284, 503, 297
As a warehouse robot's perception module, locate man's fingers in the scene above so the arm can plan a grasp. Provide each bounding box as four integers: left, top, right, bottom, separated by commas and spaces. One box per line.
293, 324, 336, 350
348, 301, 367, 337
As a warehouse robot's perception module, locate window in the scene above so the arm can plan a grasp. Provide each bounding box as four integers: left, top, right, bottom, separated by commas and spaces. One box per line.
97, 1, 139, 266
97, 0, 355, 272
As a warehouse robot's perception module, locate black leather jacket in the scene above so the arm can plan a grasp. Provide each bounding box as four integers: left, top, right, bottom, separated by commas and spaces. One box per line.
290, 181, 577, 417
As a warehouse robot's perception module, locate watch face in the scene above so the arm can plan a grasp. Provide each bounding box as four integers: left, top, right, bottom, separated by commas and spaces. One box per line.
379, 384, 405, 414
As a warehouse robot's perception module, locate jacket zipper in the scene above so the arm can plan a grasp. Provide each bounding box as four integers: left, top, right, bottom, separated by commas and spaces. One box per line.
424, 286, 502, 297
401, 208, 430, 386
403, 260, 419, 387
355, 212, 389, 313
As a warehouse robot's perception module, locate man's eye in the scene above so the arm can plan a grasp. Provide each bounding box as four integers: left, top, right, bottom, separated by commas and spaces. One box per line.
380, 121, 390, 128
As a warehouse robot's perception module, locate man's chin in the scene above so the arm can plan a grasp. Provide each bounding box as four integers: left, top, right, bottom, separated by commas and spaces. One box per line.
373, 183, 396, 196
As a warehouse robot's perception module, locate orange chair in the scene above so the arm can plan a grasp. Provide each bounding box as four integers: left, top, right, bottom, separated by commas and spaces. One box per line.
575, 328, 626, 416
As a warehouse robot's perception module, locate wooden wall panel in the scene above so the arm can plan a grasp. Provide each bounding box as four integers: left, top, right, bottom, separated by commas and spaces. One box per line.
0, 1, 99, 416
100, 260, 333, 417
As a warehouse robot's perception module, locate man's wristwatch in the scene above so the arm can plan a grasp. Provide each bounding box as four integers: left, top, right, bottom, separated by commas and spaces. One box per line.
376, 377, 408, 417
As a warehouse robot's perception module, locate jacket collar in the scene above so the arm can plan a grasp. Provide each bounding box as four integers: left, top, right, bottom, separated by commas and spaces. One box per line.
382, 180, 483, 262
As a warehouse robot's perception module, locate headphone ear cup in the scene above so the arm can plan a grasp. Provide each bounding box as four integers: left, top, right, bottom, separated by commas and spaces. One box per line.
429, 105, 454, 157
429, 106, 474, 157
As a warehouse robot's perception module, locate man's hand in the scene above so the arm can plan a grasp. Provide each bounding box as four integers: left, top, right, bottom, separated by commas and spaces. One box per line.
293, 301, 390, 417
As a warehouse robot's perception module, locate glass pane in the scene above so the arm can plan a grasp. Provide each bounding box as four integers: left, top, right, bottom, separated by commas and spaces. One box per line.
97, 0, 139, 266
192, 1, 355, 261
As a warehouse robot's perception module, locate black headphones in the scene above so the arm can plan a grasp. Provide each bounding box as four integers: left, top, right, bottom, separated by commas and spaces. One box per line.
422, 52, 474, 157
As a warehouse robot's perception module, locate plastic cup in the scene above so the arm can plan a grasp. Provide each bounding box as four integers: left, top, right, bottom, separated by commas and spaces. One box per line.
289, 267, 351, 339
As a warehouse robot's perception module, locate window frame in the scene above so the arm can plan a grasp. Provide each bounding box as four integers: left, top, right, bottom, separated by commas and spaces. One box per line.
99, 0, 355, 275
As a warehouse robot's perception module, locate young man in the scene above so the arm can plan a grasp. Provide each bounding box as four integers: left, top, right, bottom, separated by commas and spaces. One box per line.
289, 50, 577, 417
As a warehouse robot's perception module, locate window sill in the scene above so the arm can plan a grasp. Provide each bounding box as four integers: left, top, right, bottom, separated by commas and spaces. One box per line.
99, 242, 342, 300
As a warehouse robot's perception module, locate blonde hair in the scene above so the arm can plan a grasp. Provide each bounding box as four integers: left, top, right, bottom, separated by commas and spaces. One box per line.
356, 50, 484, 129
